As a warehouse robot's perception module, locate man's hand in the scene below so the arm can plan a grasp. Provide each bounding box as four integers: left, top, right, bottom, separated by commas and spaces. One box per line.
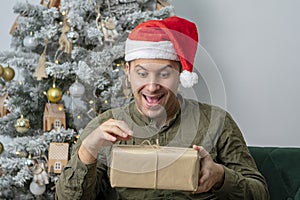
193, 145, 225, 193
79, 119, 133, 164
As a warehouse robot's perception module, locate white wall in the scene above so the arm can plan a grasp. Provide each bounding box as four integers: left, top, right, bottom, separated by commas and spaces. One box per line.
0, 0, 40, 49
172, 0, 300, 147
1, 0, 299, 147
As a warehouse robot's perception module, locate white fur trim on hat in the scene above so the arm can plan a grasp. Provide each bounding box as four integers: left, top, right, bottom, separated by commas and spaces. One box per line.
125, 39, 179, 61
180, 70, 198, 88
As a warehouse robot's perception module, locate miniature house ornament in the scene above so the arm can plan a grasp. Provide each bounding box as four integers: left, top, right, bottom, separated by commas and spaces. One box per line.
48, 142, 69, 174
43, 103, 66, 131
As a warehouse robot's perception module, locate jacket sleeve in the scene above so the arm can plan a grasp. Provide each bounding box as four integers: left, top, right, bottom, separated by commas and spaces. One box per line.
55, 111, 117, 200
212, 113, 270, 200
55, 144, 117, 200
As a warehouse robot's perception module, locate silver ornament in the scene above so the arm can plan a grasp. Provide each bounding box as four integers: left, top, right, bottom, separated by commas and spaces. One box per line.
23, 34, 38, 50
66, 30, 79, 43
69, 81, 85, 98
25, 157, 38, 168
29, 181, 46, 196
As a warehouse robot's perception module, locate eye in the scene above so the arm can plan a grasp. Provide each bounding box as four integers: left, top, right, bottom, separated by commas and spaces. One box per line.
160, 72, 170, 78
137, 71, 147, 77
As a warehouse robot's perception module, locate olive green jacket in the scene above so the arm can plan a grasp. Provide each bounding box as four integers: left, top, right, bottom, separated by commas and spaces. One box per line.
55, 98, 269, 200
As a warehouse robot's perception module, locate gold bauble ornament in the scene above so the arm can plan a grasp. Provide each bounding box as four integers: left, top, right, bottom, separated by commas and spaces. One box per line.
15, 115, 31, 133
0, 142, 4, 154
47, 85, 63, 103
2, 66, 15, 81
0, 65, 3, 76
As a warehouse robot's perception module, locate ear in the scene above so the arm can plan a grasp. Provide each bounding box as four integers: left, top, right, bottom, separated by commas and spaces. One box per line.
125, 62, 131, 82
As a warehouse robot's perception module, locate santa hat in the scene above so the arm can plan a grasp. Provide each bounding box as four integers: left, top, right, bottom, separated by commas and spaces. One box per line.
125, 16, 199, 88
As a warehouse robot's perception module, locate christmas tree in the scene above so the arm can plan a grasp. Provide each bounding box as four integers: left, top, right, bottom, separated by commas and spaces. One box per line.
0, 0, 173, 199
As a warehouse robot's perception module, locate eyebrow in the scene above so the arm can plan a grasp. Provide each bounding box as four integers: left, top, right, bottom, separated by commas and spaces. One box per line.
134, 64, 174, 71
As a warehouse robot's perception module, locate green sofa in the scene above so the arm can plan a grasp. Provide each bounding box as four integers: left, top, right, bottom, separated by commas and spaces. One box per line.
248, 147, 300, 200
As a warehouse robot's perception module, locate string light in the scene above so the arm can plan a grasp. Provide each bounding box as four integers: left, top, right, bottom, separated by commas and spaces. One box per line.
58, 105, 64, 111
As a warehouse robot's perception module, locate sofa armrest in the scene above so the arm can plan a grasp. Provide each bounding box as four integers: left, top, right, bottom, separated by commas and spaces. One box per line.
248, 146, 300, 200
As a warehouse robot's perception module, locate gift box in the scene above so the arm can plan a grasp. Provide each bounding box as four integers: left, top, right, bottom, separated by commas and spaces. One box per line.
110, 145, 199, 191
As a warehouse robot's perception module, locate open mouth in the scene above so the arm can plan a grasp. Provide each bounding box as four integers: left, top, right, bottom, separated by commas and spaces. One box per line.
143, 94, 164, 106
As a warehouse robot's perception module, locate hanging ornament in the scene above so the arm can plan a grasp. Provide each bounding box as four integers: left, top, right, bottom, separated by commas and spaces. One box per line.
0, 92, 9, 117
25, 155, 38, 168
43, 103, 66, 131
58, 11, 72, 54
40, 0, 60, 8
30, 161, 49, 186
101, 16, 119, 43
0, 142, 4, 155
23, 32, 38, 50
69, 79, 85, 98
156, 0, 170, 10
66, 28, 79, 43
0, 64, 4, 76
48, 142, 69, 174
95, 3, 117, 45
15, 114, 31, 133
46, 80, 63, 103
2, 66, 15, 82
29, 181, 46, 196
33, 39, 48, 81
10, 16, 19, 35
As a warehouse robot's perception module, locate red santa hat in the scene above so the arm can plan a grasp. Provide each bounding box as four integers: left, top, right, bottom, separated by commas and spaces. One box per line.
125, 16, 199, 88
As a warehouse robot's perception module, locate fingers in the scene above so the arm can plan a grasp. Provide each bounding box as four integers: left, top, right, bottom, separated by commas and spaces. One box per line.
192, 145, 213, 194
193, 145, 209, 158
192, 145, 225, 194
101, 119, 133, 141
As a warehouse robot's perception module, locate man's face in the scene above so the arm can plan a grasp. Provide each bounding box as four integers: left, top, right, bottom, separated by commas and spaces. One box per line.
127, 59, 180, 119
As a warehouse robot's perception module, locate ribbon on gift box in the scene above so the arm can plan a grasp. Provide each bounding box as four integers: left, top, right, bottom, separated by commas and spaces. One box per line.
140, 140, 160, 189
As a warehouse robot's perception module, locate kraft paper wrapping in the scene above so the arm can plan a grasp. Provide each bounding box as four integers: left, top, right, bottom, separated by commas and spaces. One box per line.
110, 145, 199, 191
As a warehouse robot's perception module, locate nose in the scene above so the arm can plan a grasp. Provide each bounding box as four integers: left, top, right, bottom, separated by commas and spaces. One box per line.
145, 82, 161, 92
142, 73, 161, 92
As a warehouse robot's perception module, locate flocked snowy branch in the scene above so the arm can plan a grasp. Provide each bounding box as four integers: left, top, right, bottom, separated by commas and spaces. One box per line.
0, 0, 174, 198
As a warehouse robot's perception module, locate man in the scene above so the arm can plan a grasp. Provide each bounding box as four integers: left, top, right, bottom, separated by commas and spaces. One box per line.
55, 16, 269, 199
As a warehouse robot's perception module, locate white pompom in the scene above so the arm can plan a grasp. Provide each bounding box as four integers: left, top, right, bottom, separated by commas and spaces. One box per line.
180, 70, 198, 88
